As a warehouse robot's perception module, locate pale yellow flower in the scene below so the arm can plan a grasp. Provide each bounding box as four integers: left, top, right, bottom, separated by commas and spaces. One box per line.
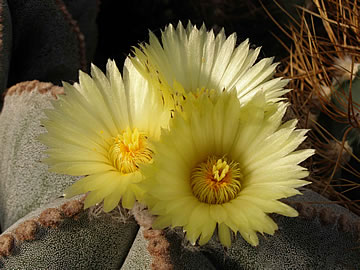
39, 59, 170, 212
131, 21, 289, 112
141, 91, 314, 247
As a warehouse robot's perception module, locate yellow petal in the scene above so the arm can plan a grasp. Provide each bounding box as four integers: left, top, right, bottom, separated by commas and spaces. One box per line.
188, 203, 210, 230
103, 190, 122, 212
239, 229, 259, 247
49, 161, 114, 176
198, 219, 216, 245
152, 215, 172, 229
218, 223, 231, 247
185, 224, 202, 245
64, 174, 103, 198
84, 178, 118, 209
122, 189, 136, 209
210, 204, 227, 223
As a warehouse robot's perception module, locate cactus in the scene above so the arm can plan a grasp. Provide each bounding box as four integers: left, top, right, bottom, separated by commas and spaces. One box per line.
0, 0, 11, 98
0, 0, 99, 229
279, 0, 360, 215
326, 71, 360, 148
0, 0, 98, 109
0, 81, 80, 230
0, 196, 140, 269
0, 1, 359, 268
0, 80, 359, 269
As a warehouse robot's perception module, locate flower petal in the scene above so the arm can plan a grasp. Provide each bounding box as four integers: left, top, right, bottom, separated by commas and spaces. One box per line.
218, 223, 232, 247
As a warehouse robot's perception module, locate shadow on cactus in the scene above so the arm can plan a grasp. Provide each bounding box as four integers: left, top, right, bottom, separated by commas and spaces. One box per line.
272, 0, 360, 215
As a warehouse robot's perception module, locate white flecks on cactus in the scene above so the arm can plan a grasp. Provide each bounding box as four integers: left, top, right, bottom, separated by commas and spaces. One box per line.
0, 196, 140, 269
121, 227, 153, 270
1, 189, 359, 269
0, 81, 80, 230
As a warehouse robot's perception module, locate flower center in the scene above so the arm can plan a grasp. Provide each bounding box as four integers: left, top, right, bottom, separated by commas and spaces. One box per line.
108, 127, 153, 174
190, 156, 243, 204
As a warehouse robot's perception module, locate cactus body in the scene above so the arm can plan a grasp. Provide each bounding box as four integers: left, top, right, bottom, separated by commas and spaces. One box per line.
0, 0, 98, 111
0, 81, 79, 230
0, 81, 359, 269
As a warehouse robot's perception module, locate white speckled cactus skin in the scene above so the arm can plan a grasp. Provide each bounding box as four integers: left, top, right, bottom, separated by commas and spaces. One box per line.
0, 196, 140, 269
0, 81, 359, 269
0, 81, 80, 230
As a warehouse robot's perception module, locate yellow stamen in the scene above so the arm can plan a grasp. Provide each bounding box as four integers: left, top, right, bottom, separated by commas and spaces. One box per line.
212, 159, 230, 181
108, 127, 152, 174
191, 87, 216, 99
190, 156, 243, 204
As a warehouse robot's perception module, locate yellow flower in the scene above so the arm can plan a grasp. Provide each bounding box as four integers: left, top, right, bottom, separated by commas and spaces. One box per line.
131, 21, 289, 112
39, 59, 170, 212
141, 91, 314, 247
